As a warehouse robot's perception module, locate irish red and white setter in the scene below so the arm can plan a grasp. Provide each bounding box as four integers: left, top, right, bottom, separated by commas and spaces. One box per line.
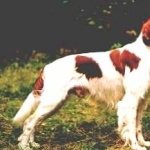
13, 18, 150, 150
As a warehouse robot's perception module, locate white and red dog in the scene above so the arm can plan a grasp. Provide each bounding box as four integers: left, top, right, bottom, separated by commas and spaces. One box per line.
13, 18, 150, 150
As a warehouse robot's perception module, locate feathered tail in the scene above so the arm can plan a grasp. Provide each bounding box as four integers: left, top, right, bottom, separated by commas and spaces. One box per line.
13, 92, 39, 126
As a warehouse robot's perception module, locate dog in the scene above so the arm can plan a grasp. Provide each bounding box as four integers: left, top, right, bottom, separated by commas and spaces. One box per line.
13, 18, 150, 150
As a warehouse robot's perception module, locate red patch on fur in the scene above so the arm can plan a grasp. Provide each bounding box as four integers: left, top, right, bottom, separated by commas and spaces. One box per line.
33, 71, 44, 95
142, 18, 150, 45
110, 50, 141, 75
68, 86, 90, 98
75, 55, 102, 79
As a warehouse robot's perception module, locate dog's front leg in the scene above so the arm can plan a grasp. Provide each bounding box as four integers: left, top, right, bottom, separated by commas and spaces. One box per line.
136, 100, 150, 147
117, 93, 146, 150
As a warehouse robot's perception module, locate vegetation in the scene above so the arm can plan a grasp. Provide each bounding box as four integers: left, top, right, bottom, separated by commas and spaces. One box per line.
0, 54, 150, 150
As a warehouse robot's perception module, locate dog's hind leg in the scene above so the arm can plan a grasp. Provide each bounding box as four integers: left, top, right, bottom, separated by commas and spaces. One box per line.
18, 89, 68, 150
29, 128, 40, 148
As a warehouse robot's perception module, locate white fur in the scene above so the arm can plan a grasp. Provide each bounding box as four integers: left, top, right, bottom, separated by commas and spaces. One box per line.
13, 20, 150, 150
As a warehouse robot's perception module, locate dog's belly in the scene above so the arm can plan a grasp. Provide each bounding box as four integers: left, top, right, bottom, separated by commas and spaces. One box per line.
89, 77, 125, 105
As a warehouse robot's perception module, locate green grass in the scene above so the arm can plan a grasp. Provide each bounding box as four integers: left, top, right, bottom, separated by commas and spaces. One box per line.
0, 57, 150, 150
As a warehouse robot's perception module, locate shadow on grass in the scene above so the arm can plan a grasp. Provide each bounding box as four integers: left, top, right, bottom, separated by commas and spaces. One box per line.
35, 121, 118, 150
0, 115, 118, 150
4, 115, 150, 150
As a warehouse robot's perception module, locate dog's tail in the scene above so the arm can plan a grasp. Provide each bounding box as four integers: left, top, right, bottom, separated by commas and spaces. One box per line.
13, 92, 39, 126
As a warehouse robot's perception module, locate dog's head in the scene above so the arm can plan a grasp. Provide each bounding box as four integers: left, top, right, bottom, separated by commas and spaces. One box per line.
142, 18, 150, 45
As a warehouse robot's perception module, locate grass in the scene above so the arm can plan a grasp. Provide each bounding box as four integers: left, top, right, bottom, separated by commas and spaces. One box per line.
0, 55, 150, 150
